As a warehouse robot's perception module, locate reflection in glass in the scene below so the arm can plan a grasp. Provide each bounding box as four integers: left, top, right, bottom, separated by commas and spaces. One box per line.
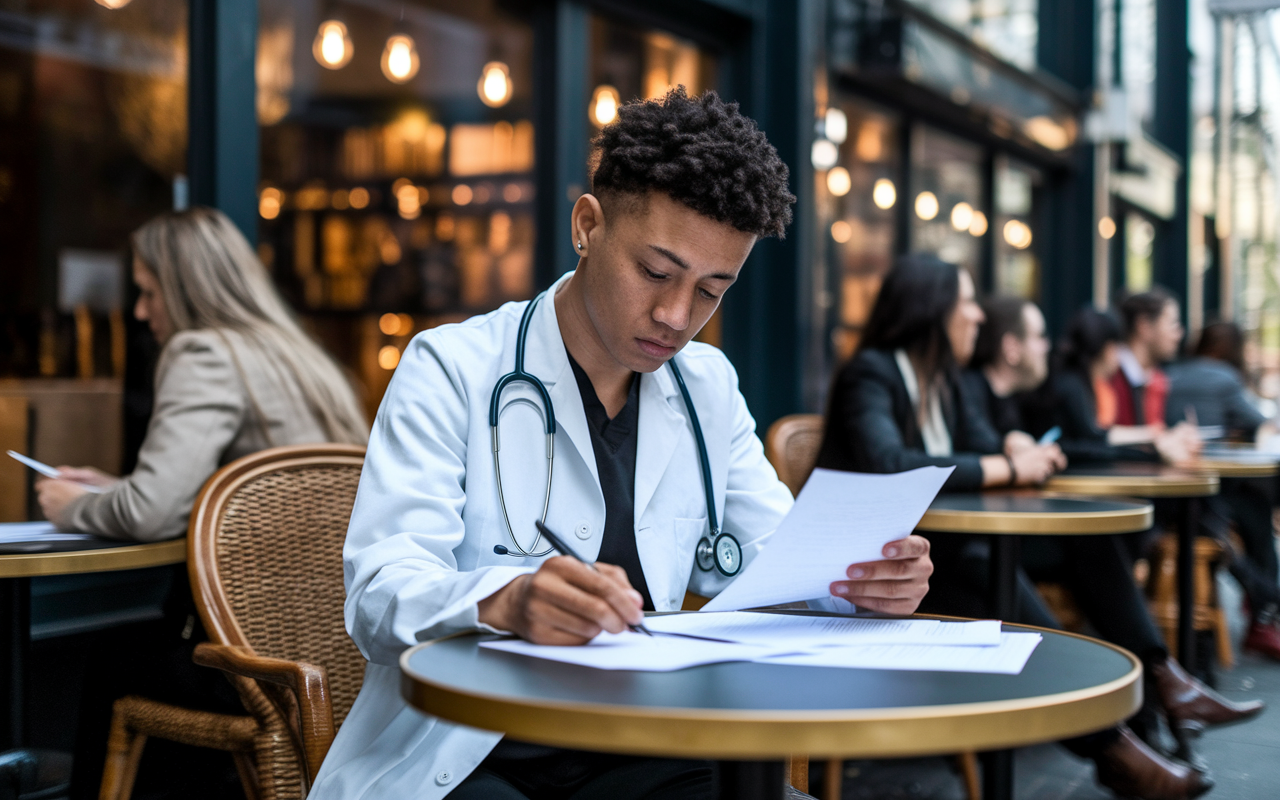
910, 125, 984, 277
994, 157, 1040, 298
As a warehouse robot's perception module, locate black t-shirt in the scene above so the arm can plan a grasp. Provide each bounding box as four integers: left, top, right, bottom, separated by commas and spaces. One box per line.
964, 369, 1025, 437
566, 349, 654, 611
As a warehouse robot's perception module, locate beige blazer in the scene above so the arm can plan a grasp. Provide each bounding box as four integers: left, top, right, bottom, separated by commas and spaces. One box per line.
65, 328, 345, 542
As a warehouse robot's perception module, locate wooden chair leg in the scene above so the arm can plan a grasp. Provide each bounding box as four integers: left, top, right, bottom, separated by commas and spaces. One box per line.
956, 752, 982, 800
823, 759, 842, 800
1216, 606, 1235, 669
785, 755, 808, 793
99, 704, 147, 800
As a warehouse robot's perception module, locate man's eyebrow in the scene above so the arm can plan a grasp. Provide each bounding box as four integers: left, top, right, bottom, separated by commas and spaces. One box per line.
648, 245, 736, 281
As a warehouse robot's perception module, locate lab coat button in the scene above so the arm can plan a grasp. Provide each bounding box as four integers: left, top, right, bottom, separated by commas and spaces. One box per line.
435, 771, 452, 785
575, 522, 591, 540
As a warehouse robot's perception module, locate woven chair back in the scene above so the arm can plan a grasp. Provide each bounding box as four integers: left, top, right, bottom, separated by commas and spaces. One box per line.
189, 444, 367, 727
763, 414, 824, 498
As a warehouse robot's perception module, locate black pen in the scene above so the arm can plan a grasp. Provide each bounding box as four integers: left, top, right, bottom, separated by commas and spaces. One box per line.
534, 520, 653, 636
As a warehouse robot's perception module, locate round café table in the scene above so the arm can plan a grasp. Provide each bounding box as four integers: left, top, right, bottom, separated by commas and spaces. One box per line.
1, 535, 186, 752
401, 614, 1141, 800
1044, 464, 1219, 670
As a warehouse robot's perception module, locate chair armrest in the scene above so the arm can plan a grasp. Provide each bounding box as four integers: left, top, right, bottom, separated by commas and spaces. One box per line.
194, 642, 336, 784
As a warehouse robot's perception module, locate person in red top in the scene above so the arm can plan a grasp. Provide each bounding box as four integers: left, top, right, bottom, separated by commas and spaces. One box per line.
1110, 288, 1201, 461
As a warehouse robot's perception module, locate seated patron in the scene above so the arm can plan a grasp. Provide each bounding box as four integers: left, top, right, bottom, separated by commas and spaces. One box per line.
37, 208, 370, 799
818, 261, 1252, 799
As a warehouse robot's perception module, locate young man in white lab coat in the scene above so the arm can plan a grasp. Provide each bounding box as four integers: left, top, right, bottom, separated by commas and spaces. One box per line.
309, 88, 933, 800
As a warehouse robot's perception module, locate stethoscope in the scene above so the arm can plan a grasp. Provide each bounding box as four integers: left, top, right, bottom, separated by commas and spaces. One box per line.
489, 292, 743, 576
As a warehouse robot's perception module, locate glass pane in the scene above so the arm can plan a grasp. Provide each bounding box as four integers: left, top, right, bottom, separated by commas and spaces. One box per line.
820, 98, 901, 362
994, 156, 1040, 299
1125, 211, 1154, 292
0, 0, 187, 379
257, 0, 535, 414
907, 0, 1039, 70
910, 125, 985, 279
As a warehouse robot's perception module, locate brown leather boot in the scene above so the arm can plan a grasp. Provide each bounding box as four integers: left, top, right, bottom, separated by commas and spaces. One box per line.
1093, 727, 1213, 800
1150, 657, 1265, 733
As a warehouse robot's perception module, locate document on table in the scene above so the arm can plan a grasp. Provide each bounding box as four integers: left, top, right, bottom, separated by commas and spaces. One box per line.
755, 632, 1043, 675
0, 521, 97, 544
701, 467, 953, 612
645, 612, 1001, 647
479, 631, 787, 672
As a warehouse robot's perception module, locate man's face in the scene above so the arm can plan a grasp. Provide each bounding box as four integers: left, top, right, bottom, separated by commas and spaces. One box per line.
1007, 304, 1049, 391
579, 192, 755, 373
1140, 301, 1184, 363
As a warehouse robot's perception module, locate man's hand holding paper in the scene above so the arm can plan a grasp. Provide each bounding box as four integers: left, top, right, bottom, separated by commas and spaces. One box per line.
831, 533, 933, 614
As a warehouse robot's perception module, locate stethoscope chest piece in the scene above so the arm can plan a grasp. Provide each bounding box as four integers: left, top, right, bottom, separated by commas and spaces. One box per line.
696, 531, 742, 577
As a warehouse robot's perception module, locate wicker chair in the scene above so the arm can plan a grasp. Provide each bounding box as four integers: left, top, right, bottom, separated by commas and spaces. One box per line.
762, 415, 981, 800
98, 444, 366, 800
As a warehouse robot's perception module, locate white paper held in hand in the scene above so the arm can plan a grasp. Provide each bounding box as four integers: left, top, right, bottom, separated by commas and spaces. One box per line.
700, 466, 953, 612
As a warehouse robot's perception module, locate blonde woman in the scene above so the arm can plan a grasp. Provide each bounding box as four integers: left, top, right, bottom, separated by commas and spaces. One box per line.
36, 206, 368, 540
37, 207, 368, 799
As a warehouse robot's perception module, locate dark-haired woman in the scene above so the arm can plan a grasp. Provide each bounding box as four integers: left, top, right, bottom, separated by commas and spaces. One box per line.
818, 256, 1239, 800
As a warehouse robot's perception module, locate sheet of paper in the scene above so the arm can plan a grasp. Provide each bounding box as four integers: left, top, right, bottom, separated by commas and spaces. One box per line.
756, 632, 1043, 675
479, 631, 788, 672
646, 612, 1000, 647
701, 467, 953, 612
0, 522, 97, 544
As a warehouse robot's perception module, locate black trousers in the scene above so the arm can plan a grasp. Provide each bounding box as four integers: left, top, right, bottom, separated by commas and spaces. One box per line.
450, 750, 716, 800
1205, 478, 1280, 614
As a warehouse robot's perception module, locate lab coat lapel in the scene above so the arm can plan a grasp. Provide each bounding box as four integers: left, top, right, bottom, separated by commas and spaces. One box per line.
634, 365, 684, 523
521, 282, 600, 488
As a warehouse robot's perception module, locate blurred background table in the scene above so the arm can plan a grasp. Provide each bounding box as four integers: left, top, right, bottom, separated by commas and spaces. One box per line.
401, 615, 1142, 800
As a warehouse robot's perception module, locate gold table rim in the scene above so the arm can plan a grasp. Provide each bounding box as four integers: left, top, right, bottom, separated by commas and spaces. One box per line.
1187, 460, 1279, 478
916, 502, 1153, 535
1044, 472, 1219, 498
0, 538, 187, 578
398, 624, 1141, 759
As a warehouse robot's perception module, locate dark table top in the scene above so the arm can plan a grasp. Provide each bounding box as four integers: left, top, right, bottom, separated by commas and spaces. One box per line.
916, 492, 1153, 535
399, 614, 1141, 759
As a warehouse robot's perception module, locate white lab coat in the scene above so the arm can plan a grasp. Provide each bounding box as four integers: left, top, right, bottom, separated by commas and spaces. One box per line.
309, 273, 797, 799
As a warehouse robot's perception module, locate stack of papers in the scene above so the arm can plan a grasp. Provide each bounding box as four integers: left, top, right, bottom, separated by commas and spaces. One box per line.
0, 522, 97, 544
480, 613, 1041, 675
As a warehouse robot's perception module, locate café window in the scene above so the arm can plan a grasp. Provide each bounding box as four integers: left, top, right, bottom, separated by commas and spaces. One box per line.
909, 125, 985, 280
257, 0, 535, 413
993, 156, 1041, 299
819, 98, 901, 362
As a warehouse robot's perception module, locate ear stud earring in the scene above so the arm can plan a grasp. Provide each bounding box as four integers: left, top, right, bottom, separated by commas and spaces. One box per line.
576, 240, 583, 250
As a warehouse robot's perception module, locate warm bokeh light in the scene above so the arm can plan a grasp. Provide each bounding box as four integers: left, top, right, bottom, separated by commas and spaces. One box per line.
950, 202, 974, 232
810, 139, 838, 170
826, 167, 852, 197
590, 85, 620, 127
378, 345, 401, 370
348, 187, 370, 209
396, 183, 421, 219
1023, 116, 1071, 151
381, 35, 419, 83
914, 191, 939, 221
332, 189, 350, 210
824, 108, 848, 145
503, 183, 523, 203
94, 0, 131, 9
1098, 215, 1117, 240
259, 187, 283, 220
478, 62, 513, 108
1003, 219, 1033, 249
872, 178, 896, 210
313, 20, 353, 69
379, 313, 400, 336
969, 210, 989, 237
830, 220, 853, 243
452, 184, 474, 205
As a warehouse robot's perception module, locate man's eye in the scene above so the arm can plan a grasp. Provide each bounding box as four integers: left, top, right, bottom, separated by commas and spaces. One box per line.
699, 288, 720, 301
643, 267, 667, 280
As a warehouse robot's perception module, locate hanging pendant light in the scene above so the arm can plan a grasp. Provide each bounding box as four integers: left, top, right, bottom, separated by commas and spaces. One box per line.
313, 20, 353, 69
590, 85, 620, 127
478, 61, 513, 108
382, 33, 419, 83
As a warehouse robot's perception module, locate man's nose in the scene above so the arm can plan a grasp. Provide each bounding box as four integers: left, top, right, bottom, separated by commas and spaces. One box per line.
653, 296, 691, 331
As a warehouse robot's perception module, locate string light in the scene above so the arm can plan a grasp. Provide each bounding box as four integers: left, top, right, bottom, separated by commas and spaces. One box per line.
1003, 219, 1033, 249
811, 139, 839, 170
259, 187, 283, 220
381, 34, 419, 83
826, 167, 852, 197
590, 85, 620, 127
313, 20, 353, 69
824, 108, 848, 145
478, 62, 513, 108
830, 221, 853, 243
872, 178, 896, 210
378, 345, 401, 370
969, 210, 989, 237
950, 202, 974, 232
914, 191, 939, 221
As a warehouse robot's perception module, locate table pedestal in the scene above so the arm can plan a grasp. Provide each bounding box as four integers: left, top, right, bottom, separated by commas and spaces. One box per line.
718, 760, 786, 800
1175, 498, 1198, 671
1, 577, 29, 749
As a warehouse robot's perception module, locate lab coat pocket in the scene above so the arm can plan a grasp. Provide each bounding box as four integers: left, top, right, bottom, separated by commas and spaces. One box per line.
669, 516, 709, 609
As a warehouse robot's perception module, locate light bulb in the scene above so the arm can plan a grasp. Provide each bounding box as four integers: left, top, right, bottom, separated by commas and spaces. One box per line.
950, 202, 974, 232
811, 139, 839, 171
95, 0, 131, 9
313, 20, 353, 69
831, 220, 853, 244
826, 167, 852, 197
1003, 219, 1033, 249
872, 178, 896, 210
915, 191, 939, 221
824, 108, 848, 145
478, 62, 513, 108
1098, 215, 1117, 240
969, 210, 989, 236
590, 85, 620, 127
381, 34, 419, 84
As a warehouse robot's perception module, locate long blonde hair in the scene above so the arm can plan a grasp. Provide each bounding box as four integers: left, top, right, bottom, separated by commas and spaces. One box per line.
132, 207, 368, 445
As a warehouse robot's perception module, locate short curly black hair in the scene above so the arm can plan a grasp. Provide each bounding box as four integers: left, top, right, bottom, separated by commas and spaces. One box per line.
590, 87, 795, 239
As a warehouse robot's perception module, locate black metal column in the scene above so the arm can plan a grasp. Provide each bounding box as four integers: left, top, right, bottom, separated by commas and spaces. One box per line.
990, 534, 1021, 621
1152, 0, 1191, 312
981, 749, 1014, 800
1176, 497, 1197, 669
718, 760, 787, 800
188, 0, 260, 244
1, 577, 30, 750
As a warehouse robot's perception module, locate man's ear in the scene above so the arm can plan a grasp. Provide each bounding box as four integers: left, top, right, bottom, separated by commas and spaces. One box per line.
570, 193, 606, 256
